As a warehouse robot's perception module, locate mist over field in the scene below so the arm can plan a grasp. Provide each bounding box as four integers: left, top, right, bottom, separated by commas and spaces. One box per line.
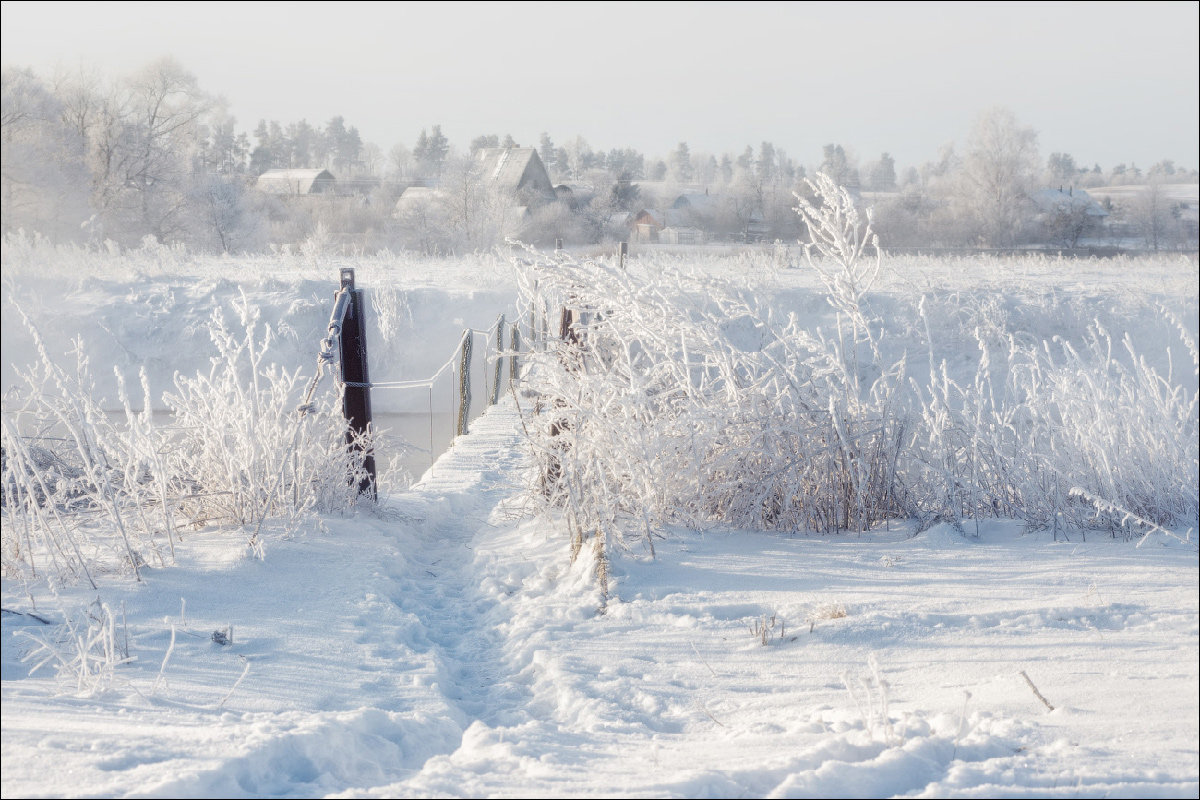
1, 49, 1197, 256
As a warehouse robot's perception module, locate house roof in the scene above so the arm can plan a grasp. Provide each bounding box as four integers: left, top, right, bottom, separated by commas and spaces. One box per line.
1031, 187, 1108, 217
393, 186, 449, 216
255, 169, 336, 195
634, 209, 690, 228
474, 148, 554, 200
672, 193, 720, 212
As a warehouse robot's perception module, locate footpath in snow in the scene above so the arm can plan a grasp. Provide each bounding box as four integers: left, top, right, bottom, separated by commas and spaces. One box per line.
2, 400, 1198, 798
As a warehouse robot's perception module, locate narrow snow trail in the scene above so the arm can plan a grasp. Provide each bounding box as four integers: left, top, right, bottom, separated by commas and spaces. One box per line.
384, 404, 538, 734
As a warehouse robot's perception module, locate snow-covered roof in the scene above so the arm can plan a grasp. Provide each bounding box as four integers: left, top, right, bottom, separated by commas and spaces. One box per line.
1030, 187, 1108, 217
393, 186, 449, 216
474, 147, 555, 202
255, 169, 336, 195
672, 193, 720, 213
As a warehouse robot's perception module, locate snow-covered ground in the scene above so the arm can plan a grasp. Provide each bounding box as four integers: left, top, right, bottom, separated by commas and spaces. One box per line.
3, 401, 1197, 798
2, 240, 1198, 797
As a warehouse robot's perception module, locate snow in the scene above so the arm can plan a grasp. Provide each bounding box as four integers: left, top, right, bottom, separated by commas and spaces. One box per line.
2, 242, 1198, 797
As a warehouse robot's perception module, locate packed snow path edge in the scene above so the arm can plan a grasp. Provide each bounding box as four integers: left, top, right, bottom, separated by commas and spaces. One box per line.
387, 400, 539, 732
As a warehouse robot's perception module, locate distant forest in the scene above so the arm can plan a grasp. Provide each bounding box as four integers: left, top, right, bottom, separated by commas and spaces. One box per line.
3, 58, 1197, 254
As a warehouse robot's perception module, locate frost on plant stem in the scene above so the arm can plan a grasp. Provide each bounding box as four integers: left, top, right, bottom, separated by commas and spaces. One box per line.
793, 172, 884, 357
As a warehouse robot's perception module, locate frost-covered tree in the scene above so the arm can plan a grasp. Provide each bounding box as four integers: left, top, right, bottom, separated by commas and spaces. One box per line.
605, 147, 644, 181
1, 66, 93, 240
718, 153, 733, 184
866, 153, 896, 191
1127, 181, 1176, 251
469, 134, 498, 154
325, 116, 363, 175
1046, 152, 1078, 184
561, 135, 594, 181
757, 141, 776, 184
955, 107, 1040, 246
388, 141, 413, 177
72, 57, 213, 244
820, 144, 860, 189
538, 132, 557, 176
413, 124, 449, 178
198, 113, 248, 175
610, 171, 641, 210
669, 141, 693, 183
188, 173, 267, 253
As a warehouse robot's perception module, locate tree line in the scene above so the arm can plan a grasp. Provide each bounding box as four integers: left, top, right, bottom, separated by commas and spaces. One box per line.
2, 58, 1196, 254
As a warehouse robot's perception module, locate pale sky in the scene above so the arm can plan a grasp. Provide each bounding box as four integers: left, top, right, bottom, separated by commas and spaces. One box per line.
2, 1, 1197, 172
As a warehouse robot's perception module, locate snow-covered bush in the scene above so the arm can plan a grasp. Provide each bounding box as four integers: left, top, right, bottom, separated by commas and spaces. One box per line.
15, 598, 133, 696
162, 294, 372, 531
1, 296, 370, 587
899, 311, 1199, 536
511, 176, 1197, 573
510, 191, 908, 578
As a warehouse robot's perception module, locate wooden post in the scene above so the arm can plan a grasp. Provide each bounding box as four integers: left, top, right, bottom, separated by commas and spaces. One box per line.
491, 314, 505, 405
544, 303, 584, 497
509, 322, 521, 385
456, 330, 472, 437
618, 241, 628, 270
555, 238, 563, 251
338, 268, 376, 499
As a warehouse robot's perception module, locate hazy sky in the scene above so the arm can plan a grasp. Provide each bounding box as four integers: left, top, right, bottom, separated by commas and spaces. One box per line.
2, 1, 1197, 172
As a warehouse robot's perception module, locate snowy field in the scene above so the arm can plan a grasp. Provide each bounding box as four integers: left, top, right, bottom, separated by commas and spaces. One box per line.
2, 236, 1198, 797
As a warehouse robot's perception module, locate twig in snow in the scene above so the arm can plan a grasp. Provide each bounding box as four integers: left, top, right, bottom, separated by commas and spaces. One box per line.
151, 624, 176, 696
216, 656, 250, 710
690, 641, 719, 677
1019, 670, 1054, 711
694, 698, 725, 727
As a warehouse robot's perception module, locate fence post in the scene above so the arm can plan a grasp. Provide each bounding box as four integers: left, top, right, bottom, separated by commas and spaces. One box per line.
509, 323, 521, 385
338, 268, 376, 499
457, 330, 472, 437
544, 302, 584, 496
618, 241, 628, 270
491, 314, 505, 405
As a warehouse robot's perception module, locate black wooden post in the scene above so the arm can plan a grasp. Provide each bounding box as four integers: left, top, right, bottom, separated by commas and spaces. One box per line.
618, 241, 628, 269
339, 268, 376, 499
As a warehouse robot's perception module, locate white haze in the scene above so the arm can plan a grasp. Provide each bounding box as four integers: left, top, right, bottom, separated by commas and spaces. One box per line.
1, 0, 1197, 170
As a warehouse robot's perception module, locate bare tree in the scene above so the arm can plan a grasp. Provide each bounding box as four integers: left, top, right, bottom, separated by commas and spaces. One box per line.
118, 57, 212, 241
388, 141, 413, 178
1041, 195, 1095, 248
955, 107, 1040, 246
1128, 182, 1176, 251
1, 67, 92, 239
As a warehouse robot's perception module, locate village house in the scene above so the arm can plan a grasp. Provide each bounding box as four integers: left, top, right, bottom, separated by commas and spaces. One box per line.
631, 208, 705, 244
473, 147, 557, 207
255, 168, 337, 196
1030, 186, 1109, 246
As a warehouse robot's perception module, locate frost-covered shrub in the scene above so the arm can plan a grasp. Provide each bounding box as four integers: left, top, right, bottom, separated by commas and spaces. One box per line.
512, 240, 906, 570
899, 312, 1199, 535
1, 296, 370, 587
511, 176, 1197, 569
162, 294, 372, 530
